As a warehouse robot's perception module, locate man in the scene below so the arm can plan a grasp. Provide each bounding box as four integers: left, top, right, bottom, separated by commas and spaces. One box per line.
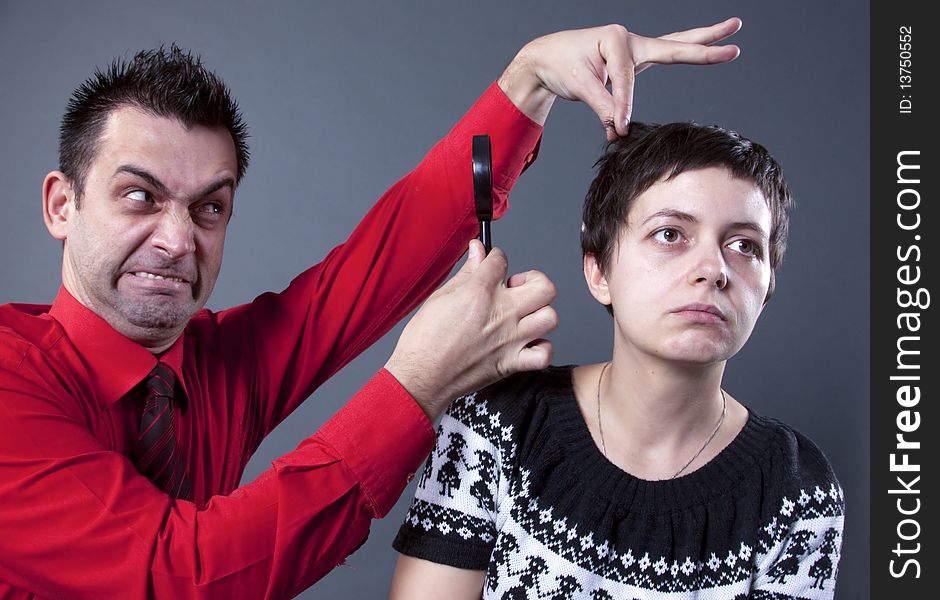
0, 18, 742, 598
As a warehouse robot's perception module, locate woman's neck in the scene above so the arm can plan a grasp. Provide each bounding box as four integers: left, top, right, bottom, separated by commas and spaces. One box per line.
575, 344, 746, 480
604, 344, 725, 445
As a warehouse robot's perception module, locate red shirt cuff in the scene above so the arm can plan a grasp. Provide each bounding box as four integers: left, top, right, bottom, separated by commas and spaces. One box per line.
314, 369, 435, 517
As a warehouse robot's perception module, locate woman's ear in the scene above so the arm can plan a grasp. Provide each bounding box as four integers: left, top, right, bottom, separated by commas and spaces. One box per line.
43, 171, 76, 241
583, 253, 611, 307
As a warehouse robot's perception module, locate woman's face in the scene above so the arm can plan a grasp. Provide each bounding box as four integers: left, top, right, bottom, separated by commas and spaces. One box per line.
586, 166, 772, 366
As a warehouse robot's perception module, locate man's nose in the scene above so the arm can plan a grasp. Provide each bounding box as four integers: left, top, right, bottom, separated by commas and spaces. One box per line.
151, 206, 196, 258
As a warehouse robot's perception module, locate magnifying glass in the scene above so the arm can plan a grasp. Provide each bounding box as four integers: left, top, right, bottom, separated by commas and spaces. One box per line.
472, 134, 493, 254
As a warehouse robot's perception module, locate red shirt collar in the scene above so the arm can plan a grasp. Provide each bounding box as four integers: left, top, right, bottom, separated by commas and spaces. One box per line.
48, 286, 186, 407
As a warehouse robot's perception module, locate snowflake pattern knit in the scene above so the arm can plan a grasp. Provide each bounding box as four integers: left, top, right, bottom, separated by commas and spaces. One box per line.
394, 367, 844, 599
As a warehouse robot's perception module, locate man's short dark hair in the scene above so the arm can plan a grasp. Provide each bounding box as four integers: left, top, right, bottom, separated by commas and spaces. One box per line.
581, 122, 793, 309
59, 44, 249, 202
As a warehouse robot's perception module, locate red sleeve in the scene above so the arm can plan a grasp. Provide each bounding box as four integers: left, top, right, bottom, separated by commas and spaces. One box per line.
0, 366, 432, 599
0, 83, 540, 599
219, 81, 542, 436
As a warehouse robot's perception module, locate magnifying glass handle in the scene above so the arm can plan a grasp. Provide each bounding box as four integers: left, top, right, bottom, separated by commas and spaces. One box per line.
479, 220, 492, 254
472, 135, 494, 254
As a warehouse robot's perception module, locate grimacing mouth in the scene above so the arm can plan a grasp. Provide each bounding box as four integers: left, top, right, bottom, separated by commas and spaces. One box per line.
129, 270, 191, 284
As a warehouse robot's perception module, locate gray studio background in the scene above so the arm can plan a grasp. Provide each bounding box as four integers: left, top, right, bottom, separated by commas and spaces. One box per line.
0, 1, 868, 598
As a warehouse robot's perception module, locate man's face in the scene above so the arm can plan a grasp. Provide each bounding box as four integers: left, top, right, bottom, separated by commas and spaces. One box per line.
594, 167, 772, 366
59, 107, 237, 348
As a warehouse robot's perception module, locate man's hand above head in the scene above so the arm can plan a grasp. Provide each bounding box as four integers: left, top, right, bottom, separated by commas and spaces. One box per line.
498, 17, 742, 139
385, 240, 557, 422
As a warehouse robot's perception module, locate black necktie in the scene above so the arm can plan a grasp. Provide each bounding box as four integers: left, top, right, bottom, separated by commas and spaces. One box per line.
131, 362, 193, 500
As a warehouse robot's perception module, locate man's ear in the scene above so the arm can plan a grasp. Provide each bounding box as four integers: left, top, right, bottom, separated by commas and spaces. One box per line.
583, 253, 612, 307
43, 171, 76, 241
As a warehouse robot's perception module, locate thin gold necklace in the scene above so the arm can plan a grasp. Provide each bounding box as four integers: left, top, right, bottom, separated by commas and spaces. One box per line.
595, 361, 728, 479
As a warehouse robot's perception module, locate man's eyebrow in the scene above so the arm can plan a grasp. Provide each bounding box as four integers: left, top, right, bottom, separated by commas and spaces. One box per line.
639, 209, 768, 240
195, 177, 235, 200
113, 165, 170, 196
112, 165, 235, 200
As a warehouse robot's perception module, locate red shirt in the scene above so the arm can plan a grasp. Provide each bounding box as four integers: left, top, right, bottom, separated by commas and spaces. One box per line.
0, 82, 541, 599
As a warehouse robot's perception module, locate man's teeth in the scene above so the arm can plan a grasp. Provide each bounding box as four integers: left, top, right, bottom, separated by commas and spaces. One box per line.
134, 271, 185, 283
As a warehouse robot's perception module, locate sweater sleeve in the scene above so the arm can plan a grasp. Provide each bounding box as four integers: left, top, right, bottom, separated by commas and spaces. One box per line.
751, 433, 845, 600
393, 390, 511, 570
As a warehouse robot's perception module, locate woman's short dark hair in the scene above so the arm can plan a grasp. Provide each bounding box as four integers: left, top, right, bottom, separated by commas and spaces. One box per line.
581, 122, 793, 307
59, 44, 249, 203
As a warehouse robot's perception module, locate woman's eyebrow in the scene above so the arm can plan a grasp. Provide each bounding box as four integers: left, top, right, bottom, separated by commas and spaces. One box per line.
639, 209, 697, 226
728, 221, 769, 240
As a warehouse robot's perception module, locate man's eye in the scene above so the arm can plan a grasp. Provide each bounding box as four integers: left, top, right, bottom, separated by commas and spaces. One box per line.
652, 228, 682, 243
126, 190, 152, 203
197, 202, 223, 215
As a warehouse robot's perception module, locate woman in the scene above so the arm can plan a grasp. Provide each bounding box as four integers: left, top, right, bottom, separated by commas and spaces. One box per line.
391, 122, 843, 599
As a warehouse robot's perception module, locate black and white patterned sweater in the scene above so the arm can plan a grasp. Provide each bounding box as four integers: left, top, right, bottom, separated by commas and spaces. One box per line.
394, 366, 844, 599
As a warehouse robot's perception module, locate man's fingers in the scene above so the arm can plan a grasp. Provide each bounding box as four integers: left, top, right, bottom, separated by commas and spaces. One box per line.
506, 271, 528, 288
660, 17, 742, 45
469, 246, 509, 287
635, 36, 740, 70
437, 242, 505, 300
516, 305, 559, 342
457, 239, 486, 276
506, 271, 556, 317
601, 19, 740, 136
516, 339, 553, 372
570, 70, 618, 141
445, 240, 487, 289
507, 269, 551, 288
506, 269, 552, 290
465, 239, 485, 270
601, 33, 637, 137
631, 18, 741, 79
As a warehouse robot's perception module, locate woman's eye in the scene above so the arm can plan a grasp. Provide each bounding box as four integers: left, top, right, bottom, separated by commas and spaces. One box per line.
730, 239, 759, 257
653, 228, 682, 244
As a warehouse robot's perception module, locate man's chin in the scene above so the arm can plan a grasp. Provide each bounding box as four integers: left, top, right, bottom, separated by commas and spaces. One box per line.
119, 302, 198, 334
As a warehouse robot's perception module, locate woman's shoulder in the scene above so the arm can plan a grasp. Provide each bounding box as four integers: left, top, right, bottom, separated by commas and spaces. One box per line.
441, 366, 578, 457
449, 365, 575, 418
746, 412, 844, 513
478, 365, 574, 399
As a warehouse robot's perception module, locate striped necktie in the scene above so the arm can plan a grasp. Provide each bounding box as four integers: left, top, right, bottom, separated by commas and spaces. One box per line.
131, 362, 193, 500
